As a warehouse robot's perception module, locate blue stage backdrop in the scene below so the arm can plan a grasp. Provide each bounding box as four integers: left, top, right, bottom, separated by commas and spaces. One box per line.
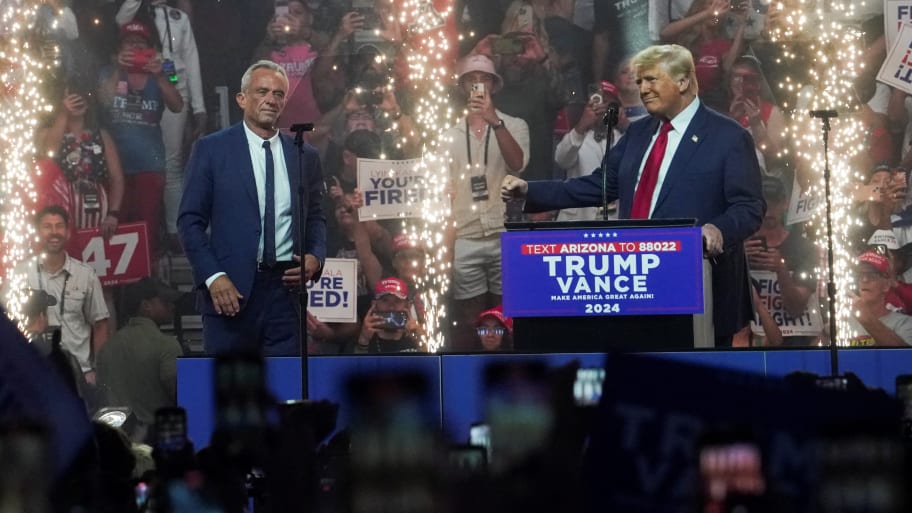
177, 350, 912, 450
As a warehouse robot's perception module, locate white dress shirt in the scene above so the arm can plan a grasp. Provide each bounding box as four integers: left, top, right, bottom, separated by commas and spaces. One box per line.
634, 97, 701, 218
243, 123, 294, 263
204, 124, 294, 288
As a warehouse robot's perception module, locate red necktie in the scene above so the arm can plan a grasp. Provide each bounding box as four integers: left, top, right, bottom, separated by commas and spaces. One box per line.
630, 121, 673, 219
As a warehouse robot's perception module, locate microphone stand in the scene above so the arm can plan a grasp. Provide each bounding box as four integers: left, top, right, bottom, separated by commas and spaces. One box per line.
601, 104, 620, 220
810, 110, 840, 377
290, 122, 314, 399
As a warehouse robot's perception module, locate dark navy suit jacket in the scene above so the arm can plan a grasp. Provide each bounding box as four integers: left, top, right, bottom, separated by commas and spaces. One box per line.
177, 122, 327, 316
525, 102, 764, 337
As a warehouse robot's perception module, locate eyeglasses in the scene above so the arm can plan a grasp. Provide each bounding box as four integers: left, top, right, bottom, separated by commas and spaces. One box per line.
476, 327, 505, 336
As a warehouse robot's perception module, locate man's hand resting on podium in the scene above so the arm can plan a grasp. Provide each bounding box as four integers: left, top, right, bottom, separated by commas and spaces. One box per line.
501, 175, 528, 201
701, 223, 723, 257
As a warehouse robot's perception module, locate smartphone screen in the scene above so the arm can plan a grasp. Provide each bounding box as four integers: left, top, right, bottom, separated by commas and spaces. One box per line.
816, 376, 849, 392
471, 82, 485, 99
587, 83, 603, 105
154, 407, 187, 452
275, 0, 289, 17
469, 422, 491, 456
574, 367, 606, 406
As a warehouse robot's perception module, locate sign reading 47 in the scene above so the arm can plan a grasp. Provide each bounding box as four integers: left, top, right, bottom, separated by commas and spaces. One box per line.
71, 222, 151, 286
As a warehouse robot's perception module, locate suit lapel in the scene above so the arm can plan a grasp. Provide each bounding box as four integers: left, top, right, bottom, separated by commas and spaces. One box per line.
619, 117, 660, 218
652, 104, 707, 213
230, 124, 259, 207
280, 133, 302, 248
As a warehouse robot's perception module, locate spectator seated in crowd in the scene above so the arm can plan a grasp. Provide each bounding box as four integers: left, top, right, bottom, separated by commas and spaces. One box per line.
741, 176, 820, 346
97, 277, 184, 443
726, 55, 785, 175
852, 164, 907, 253
848, 250, 912, 346
254, 0, 322, 134
554, 80, 628, 221
475, 305, 513, 351
356, 277, 422, 353
613, 58, 648, 123
388, 233, 429, 340
868, 230, 912, 315
665, 0, 749, 112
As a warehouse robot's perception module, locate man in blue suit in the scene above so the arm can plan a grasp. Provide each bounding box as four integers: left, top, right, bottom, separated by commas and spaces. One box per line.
501, 45, 764, 345
178, 60, 326, 355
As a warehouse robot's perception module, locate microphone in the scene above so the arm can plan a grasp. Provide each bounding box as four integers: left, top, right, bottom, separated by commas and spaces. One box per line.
809, 110, 838, 119
289, 123, 314, 146
289, 123, 315, 133
603, 102, 620, 127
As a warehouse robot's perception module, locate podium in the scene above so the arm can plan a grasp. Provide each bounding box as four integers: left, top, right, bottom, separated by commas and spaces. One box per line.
501, 219, 714, 352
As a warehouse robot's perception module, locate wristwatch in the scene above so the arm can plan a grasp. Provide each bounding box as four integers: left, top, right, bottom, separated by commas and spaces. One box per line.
490, 118, 505, 130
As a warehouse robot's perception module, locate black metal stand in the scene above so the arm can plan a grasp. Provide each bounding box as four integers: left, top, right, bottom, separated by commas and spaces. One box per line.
601, 103, 620, 221
290, 122, 314, 399
811, 109, 840, 377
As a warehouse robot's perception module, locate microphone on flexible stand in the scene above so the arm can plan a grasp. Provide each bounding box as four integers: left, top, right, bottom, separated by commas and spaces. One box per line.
809, 110, 838, 119
603, 102, 620, 127
289, 121, 314, 399
600, 103, 621, 220
290, 123, 315, 146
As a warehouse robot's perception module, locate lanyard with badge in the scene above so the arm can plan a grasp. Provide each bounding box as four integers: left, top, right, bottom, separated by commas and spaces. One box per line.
465, 119, 491, 202
158, 5, 178, 83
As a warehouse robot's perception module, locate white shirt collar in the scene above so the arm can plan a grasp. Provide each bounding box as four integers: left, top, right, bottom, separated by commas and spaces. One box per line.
242, 121, 280, 147
667, 97, 700, 133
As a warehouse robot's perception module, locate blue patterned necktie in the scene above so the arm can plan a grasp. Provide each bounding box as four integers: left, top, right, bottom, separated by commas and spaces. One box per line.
262, 140, 276, 266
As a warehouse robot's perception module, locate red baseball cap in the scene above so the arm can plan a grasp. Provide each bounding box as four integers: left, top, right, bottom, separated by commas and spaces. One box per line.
858, 250, 890, 274
120, 21, 152, 43
392, 233, 416, 252
476, 305, 513, 335
374, 277, 409, 299
600, 80, 620, 100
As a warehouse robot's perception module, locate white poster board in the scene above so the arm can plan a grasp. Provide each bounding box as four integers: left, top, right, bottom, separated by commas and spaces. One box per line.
878, 23, 912, 95
885, 0, 912, 48
750, 270, 823, 338
306, 258, 357, 323
786, 176, 820, 226
357, 158, 443, 220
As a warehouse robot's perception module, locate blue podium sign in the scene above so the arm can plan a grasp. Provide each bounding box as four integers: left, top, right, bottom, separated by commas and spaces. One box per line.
501, 227, 704, 317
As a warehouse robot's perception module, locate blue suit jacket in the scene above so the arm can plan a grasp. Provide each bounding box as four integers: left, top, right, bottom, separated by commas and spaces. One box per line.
177, 123, 327, 316
526, 102, 764, 337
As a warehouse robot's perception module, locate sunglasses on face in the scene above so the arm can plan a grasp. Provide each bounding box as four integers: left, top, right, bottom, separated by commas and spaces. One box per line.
476, 327, 505, 336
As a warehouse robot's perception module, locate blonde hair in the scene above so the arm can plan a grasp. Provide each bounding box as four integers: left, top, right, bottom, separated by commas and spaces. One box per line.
632, 44, 698, 93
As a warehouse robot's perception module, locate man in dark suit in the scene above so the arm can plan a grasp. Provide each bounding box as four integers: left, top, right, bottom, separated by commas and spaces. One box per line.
501, 44, 764, 345
178, 60, 326, 355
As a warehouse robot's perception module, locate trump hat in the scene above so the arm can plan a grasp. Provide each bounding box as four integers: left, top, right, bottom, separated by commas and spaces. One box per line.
120, 21, 153, 43
374, 277, 409, 300
476, 305, 513, 335
858, 250, 891, 274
